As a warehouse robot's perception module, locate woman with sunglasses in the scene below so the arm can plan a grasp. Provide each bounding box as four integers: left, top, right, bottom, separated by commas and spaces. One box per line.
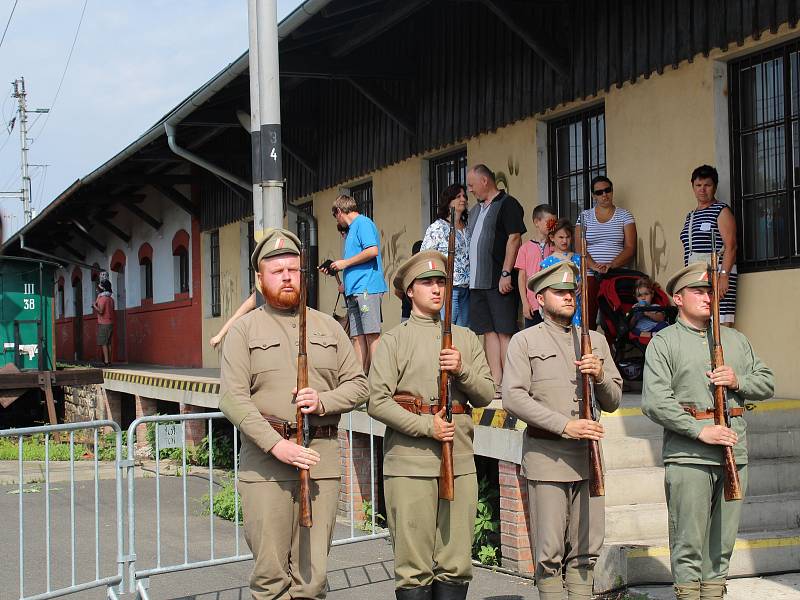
575, 175, 637, 330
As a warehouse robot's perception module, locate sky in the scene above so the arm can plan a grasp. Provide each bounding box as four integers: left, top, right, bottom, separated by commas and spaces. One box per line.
0, 0, 303, 241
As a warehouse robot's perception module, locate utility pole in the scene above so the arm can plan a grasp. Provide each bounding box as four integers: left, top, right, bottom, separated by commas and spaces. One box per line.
247, 0, 283, 240
1, 78, 50, 226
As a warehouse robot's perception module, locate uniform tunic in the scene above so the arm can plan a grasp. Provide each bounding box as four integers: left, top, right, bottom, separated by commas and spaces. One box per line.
220, 303, 368, 599
642, 318, 774, 583
368, 312, 494, 588
502, 319, 622, 579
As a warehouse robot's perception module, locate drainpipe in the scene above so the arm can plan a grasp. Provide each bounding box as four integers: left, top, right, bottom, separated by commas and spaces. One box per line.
165, 121, 320, 307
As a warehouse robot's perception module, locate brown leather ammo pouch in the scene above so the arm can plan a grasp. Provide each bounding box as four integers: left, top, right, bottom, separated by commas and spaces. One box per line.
393, 393, 471, 415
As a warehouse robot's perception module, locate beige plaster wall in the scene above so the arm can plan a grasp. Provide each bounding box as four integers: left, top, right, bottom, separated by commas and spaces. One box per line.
202, 221, 243, 368
466, 117, 539, 237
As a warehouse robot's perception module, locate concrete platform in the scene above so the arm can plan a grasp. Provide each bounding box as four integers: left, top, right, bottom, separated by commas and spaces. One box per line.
102, 364, 221, 408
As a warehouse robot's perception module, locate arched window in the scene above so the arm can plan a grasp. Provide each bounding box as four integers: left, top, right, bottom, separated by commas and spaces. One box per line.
56, 276, 65, 319
172, 230, 190, 295
138, 243, 153, 301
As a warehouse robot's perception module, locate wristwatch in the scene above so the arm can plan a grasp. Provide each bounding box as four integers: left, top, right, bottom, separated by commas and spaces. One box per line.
720, 269, 728, 275
501, 270, 511, 278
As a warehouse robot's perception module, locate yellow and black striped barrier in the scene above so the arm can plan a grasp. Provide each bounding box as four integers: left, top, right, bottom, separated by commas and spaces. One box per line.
103, 370, 220, 395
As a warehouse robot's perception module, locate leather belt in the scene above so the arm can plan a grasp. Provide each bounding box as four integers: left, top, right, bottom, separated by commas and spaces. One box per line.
262, 414, 339, 440
525, 426, 562, 441
393, 393, 472, 416
683, 406, 744, 420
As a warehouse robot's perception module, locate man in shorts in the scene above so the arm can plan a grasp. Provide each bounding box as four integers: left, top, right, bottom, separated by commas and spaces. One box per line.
326, 194, 388, 374
466, 164, 526, 397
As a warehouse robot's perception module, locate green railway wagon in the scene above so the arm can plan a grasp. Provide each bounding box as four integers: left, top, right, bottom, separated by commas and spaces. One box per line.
0, 256, 58, 371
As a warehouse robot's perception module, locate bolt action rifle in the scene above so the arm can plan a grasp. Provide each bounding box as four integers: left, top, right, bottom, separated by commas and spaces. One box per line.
438, 206, 457, 501
579, 227, 605, 497
297, 242, 313, 526
710, 231, 743, 501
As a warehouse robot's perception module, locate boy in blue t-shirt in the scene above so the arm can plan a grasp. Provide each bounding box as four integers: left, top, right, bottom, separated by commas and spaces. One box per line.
322, 194, 387, 374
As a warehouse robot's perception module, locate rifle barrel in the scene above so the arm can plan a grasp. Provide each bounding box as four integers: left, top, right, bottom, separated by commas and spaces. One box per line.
297, 243, 314, 526
438, 207, 457, 501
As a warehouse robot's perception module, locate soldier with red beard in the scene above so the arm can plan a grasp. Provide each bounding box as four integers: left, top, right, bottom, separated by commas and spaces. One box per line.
220, 228, 369, 600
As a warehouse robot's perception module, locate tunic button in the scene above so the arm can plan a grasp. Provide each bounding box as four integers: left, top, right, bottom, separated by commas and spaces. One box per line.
292, 324, 297, 328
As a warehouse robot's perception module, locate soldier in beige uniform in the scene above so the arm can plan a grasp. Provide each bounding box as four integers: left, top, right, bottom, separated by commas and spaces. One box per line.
368, 250, 495, 600
502, 261, 622, 600
219, 228, 369, 600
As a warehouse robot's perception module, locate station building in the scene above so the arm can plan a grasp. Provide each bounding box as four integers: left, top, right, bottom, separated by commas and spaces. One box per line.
2, 0, 799, 588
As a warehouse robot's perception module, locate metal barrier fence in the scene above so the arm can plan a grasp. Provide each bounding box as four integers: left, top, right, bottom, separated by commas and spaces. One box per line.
1, 420, 123, 600
2, 411, 386, 599
124, 411, 387, 600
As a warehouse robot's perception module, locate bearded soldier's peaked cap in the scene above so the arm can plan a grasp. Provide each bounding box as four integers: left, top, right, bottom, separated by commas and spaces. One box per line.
527, 261, 578, 294
250, 228, 302, 270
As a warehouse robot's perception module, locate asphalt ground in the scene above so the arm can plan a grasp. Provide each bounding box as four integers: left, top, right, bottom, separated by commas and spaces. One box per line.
1, 462, 797, 599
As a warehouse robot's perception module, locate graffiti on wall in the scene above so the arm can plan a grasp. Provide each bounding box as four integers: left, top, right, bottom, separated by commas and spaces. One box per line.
380, 225, 409, 285
637, 221, 670, 280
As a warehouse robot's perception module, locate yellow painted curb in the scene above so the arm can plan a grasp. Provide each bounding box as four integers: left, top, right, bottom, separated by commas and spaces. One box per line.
627, 535, 800, 558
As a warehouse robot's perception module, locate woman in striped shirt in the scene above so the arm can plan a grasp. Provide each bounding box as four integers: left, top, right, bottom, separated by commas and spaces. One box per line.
679, 164, 738, 326
575, 175, 638, 330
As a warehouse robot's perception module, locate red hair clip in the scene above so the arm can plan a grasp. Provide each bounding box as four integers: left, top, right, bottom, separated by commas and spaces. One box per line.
546, 217, 558, 233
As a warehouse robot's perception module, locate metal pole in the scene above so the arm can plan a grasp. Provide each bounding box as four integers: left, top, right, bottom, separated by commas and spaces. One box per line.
255, 0, 283, 234
13, 78, 31, 225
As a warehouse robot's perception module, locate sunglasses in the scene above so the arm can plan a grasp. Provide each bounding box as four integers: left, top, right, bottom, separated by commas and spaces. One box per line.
592, 187, 613, 196
331, 208, 339, 217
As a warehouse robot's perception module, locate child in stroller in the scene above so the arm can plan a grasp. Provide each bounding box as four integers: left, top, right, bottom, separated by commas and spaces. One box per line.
597, 269, 677, 380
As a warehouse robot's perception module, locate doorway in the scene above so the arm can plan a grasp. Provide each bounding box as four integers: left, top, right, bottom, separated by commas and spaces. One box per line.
114, 267, 126, 362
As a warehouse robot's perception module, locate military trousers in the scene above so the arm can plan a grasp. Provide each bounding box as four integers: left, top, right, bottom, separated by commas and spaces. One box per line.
239, 477, 339, 600
384, 473, 478, 589
665, 463, 749, 584
527, 479, 604, 579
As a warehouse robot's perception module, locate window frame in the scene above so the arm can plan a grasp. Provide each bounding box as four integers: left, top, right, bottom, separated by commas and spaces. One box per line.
729, 41, 800, 272
349, 181, 374, 220
428, 149, 468, 225
547, 105, 607, 224
173, 247, 190, 295
139, 257, 153, 301
210, 230, 221, 317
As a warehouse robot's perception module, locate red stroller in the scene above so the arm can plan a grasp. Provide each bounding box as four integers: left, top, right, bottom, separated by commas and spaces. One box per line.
595, 269, 677, 381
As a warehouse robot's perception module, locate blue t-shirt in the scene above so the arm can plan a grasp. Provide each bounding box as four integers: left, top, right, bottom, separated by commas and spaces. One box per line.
343, 215, 388, 296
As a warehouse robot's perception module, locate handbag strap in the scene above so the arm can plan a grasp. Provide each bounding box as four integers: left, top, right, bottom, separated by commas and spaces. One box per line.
333, 292, 344, 313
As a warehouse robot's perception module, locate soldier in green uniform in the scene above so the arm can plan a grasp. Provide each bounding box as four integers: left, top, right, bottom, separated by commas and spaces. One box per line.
502, 261, 622, 600
642, 262, 774, 600
219, 228, 369, 600
368, 250, 495, 600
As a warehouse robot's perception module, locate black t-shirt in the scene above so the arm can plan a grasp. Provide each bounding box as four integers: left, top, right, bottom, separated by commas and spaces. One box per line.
485, 191, 527, 287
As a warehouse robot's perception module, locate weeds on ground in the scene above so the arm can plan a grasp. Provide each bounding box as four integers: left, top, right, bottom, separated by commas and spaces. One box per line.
359, 499, 386, 532
473, 476, 500, 566
200, 477, 243, 524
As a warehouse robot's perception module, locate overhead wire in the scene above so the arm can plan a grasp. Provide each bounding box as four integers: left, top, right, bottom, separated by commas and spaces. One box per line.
30, 0, 88, 143
0, 0, 19, 51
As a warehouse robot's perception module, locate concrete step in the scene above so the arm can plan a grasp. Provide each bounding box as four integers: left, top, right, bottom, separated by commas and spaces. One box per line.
595, 528, 800, 591
605, 458, 800, 507
602, 427, 800, 470
602, 398, 800, 438
605, 491, 800, 542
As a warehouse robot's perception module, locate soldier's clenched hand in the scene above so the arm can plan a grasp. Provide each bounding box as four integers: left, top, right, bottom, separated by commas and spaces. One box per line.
575, 353, 604, 380
439, 347, 462, 375
270, 439, 321, 469
293, 387, 322, 414
432, 408, 456, 442
563, 419, 604, 440
698, 425, 738, 446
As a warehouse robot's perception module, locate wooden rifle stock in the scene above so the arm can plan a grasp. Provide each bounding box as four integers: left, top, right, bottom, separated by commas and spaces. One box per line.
297, 243, 313, 527
710, 233, 743, 501
579, 228, 605, 497
438, 207, 457, 501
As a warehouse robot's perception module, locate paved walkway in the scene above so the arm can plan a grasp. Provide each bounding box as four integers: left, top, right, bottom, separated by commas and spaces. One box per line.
628, 573, 800, 599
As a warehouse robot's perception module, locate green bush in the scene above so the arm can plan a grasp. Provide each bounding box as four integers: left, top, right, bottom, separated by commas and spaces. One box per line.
0, 433, 91, 461
472, 476, 500, 566
359, 499, 386, 532
145, 419, 185, 462
194, 430, 235, 470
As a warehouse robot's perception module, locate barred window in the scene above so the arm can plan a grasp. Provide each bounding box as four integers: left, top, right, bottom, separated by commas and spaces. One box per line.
350, 181, 373, 220
548, 106, 606, 224
730, 43, 800, 271
429, 150, 467, 224
210, 230, 221, 317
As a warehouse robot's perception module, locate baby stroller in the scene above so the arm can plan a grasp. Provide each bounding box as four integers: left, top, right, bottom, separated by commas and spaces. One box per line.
595, 268, 677, 381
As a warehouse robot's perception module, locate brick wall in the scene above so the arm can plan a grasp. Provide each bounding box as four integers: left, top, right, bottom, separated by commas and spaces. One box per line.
498, 460, 534, 574
338, 429, 383, 526
180, 403, 207, 446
